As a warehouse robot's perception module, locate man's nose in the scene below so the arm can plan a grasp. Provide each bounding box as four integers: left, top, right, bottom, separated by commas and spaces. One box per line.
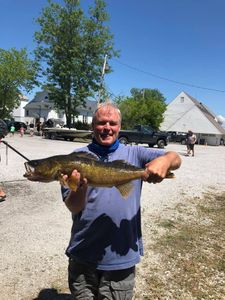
103, 122, 110, 129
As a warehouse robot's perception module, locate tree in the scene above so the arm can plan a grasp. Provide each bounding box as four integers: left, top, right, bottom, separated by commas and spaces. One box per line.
34, 0, 119, 127
0, 48, 38, 119
116, 88, 167, 130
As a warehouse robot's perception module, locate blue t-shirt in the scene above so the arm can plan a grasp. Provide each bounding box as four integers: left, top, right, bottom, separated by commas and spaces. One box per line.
61, 143, 165, 271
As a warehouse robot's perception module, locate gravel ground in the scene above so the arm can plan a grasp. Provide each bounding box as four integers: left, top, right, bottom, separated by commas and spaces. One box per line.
0, 134, 225, 300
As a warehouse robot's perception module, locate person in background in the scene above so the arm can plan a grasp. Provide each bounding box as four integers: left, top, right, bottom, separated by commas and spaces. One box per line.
186, 130, 197, 156
10, 124, 15, 137
29, 123, 34, 137
61, 102, 182, 299
36, 122, 41, 136
19, 125, 25, 137
40, 122, 44, 136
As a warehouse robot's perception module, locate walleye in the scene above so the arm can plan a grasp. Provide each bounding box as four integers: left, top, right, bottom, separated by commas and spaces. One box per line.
24, 151, 174, 198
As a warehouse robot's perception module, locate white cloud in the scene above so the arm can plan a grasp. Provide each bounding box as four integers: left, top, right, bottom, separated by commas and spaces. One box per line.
217, 115, 225, 129
217, 115, 225, 123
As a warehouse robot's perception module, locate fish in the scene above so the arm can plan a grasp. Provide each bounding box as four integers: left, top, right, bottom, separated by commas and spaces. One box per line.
23, 151, 174, 198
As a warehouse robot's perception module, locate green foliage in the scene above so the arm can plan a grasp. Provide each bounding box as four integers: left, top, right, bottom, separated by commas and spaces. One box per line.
0, 48, 38, 119
116, 88, 167, 130
34, 0, 119, 127
73, 120, 91, 130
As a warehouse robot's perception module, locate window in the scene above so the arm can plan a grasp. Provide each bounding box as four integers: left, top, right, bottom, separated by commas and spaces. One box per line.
180, 97, 184, 103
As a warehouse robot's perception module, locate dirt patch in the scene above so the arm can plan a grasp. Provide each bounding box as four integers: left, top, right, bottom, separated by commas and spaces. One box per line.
134, 191, 225, 300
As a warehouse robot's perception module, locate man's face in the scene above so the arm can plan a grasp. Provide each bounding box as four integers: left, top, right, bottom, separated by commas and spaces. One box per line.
92, 107, 121, 146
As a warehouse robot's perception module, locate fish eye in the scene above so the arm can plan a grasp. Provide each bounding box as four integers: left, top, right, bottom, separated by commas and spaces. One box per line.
29, 160, 39, 167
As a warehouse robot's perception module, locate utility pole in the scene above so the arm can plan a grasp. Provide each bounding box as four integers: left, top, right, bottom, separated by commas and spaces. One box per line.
98, 54, 108, 105
142, 88, 145, 99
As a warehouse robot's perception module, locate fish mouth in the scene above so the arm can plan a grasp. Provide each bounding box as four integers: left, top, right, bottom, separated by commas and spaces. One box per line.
24, 162, 34, 178
23, 162, 52, 182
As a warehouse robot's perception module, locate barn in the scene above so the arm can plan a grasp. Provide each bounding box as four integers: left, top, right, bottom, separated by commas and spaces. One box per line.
160, 91, 225, 146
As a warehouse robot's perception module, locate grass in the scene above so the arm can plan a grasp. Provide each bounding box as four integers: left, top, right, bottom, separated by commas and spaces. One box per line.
135, 192, 225, 300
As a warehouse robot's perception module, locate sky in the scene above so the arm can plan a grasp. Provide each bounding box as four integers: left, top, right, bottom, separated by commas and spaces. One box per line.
1, 0, 225, 120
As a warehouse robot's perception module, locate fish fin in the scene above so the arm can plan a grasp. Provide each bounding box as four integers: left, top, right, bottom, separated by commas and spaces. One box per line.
112, 159, 128, 165
59, 174, 78, 192
166, 171, 175, 179
111, 160, 142, 171
67, 177, 79, 191
116, 182, 134, 198
68, 183, 78, 192
59, 176, 66, 186
71, 151, 98, 160
113, 159, 127, 163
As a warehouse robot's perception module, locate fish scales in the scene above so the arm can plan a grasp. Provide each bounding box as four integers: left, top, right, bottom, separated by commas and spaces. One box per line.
67, 159, 144, 186
85, 163, 143, 186
23, 151, 146, 198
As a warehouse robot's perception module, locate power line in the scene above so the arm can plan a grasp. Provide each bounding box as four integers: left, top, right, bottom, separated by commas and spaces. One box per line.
113, 59, 225, 93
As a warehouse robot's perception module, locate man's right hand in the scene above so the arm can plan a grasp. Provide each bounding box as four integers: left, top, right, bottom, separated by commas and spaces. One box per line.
60, 170, 88, 192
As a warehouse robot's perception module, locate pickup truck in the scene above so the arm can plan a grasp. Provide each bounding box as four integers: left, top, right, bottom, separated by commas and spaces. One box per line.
118, 125, 168, 148
166, 131, 187, 144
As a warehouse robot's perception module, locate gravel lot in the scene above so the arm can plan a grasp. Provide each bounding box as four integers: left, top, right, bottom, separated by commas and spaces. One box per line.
0, 134, 225, 300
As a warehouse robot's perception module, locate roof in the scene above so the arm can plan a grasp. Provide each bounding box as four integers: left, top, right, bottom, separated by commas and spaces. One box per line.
183, 92, 225, 134
24, 90, 97, 113
161, 91, 225, 135
30, 90, 49, 103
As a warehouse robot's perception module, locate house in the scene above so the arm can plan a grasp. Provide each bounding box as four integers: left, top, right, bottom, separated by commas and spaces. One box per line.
12, 95, 29, 123
24, 90, 97, 126
160, 91, 225, 146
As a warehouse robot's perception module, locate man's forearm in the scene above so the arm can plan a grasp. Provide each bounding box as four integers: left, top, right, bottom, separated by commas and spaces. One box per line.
64, 187, 87, 214
164, 151, 182, 170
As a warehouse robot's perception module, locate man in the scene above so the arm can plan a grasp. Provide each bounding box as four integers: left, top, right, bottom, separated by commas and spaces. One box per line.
29, 122, 34, 137
61, 103, 181, 299
186, 130, 197, 157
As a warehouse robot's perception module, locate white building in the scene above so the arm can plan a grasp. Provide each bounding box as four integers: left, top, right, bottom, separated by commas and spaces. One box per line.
24, 90, 97, 126
12, 95, 29, 123
160, 91, 225, 146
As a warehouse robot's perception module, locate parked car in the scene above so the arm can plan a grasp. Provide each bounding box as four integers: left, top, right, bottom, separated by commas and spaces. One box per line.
166, 131, 187, 144
4, 120, 27, 132
42, 118, 64, 128
0, 119, 8, 138
118, 125, 168, 148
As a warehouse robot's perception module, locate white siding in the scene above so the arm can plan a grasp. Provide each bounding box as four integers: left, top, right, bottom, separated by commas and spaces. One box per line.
13, 99, 28, 122
161, 91, 222, 134
160, 91, 225, 146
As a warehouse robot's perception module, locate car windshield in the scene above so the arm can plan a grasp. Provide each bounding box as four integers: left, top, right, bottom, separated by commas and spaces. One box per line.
142, 125, 153, 133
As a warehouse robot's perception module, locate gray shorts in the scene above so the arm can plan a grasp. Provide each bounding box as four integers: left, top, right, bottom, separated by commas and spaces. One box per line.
187, 144, 194, 150
68, 258, 135, 300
